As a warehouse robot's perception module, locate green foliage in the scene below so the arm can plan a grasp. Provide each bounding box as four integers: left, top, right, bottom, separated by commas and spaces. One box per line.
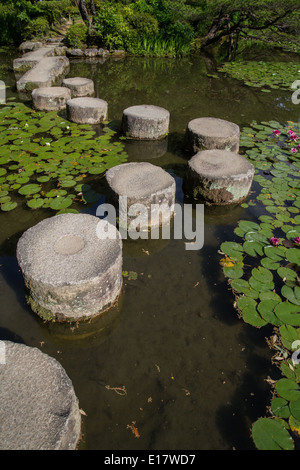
38, 0, 74, 25
220, 119, 300, 449
0, 102, 128, 213
23, 17, 50, 40
65, 23, 88, 48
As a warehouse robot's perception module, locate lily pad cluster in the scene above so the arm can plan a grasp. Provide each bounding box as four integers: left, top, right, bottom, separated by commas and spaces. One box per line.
0, 102, 128, 213
218, 61, 300, 91
220, 120, 300, 450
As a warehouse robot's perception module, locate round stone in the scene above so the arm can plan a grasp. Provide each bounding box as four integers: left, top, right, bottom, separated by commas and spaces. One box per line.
32, 86, 71, 111
106, 162, 176, 230
16, 213, 122, 322
185, 117, 240, 154
122, 104, 170, 140
0, 341, 81, 450
66, 97, 107, 124
62, 77, 94, 97
186, 149, 255, 205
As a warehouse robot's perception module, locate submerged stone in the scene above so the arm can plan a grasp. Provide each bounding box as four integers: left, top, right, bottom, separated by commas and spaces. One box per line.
185, 117, 240, 154
122, 104, 170, 140
16, 213, 123, 322
106, 162, 176, 231
32, 86, 71, 111
185, 149, 255, 205
62, 77, 94, 97
0, 341, 81, 450
66, 97, 108, 124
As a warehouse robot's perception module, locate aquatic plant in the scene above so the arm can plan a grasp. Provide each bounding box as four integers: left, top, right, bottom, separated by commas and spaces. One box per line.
0, 102, 127, 213
218, 61, 300, 91
220, 120, 300, 449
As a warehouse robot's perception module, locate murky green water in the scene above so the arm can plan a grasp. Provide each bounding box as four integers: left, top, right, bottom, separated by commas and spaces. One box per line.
1, 50, 300, 450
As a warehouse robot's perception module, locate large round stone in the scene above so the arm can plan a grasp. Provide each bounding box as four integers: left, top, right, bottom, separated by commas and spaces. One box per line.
185, 117, 240, 154
16, 213, 122, 322
186, 149, 255, 205
106, 162, 176, 231
62, 77, 94, 97
66, 97, 107, 124
0, 341, 81, 450
122, 105, 170, 140
32, 86, 71, 111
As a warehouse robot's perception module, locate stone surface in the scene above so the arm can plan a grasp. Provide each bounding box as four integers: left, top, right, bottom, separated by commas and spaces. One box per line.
185, 149, 255, 205
32, 86, 71, 111
84, 48, 98, 57
185, 117, 240, 154
66, 97, 107, 124
0, 341, 81, 450
106, 162, 176, 230
19, 41, 43, 53
16, 56, 70, 94
13, 47, 55, 73
62, 77, 94, 97
16, 213, 123, 321
66, 49, 84, 57
122, 105, 170, 140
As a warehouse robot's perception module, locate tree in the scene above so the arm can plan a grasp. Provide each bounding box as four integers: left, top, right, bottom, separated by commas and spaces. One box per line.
198, 0, 300, 52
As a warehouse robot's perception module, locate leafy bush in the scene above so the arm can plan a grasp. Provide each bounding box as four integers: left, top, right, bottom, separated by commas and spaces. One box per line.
23, 17, 50, 40
65, 23, 88, 48
93, 4, 131, 50
38, 0, 73, 25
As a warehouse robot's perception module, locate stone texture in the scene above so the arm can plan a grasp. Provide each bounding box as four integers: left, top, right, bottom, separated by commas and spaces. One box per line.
16, 213, 123, 322
32, 86, 71, 111
66, 49, 84, 57
0, 341, 81, 450
106, 162, 176, 230
185, 149, 255, 205
62, 77, 94, 97
84, 48, 98, 57
185, 117, 240, 154
16, 56, 70, 94
122, 105, 170, 140
66, 97, 107, 124
19, 41, 43, 53
13, 47, 55, 73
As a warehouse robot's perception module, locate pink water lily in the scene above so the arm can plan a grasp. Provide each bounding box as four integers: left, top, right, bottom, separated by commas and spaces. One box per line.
293, 237, 300, 244
291, 134, 299, 141
288, 130, 296, 136
273, 129, 280, 136
270, 237, 280, 246
291, 148, 298, 153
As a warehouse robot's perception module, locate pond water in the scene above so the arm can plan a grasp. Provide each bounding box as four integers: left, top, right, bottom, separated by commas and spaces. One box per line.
1, 48, 300, 450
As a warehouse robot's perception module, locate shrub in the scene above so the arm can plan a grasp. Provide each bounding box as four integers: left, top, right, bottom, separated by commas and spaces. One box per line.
23, 17, 50, 40
93, 5, 131, 50
65, 23, 88, 48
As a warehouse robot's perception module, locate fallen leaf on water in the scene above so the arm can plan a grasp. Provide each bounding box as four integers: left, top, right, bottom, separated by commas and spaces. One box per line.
127, 421, 140, 438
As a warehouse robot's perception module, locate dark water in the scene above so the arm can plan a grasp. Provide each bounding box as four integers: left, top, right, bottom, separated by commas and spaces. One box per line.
1, 50, 300, 450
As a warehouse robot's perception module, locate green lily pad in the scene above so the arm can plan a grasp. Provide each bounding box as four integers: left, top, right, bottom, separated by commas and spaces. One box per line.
252, 418, 294, 450
276, 378, 300, 402
18, 184, 41, 196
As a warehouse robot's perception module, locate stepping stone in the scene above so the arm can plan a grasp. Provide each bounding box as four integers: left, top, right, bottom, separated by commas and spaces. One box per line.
66, 97, 107, 124
186, 149, 254, 205
185, 117, 240, 154
32, 86, 71, 111
19, 41, 43, 53
16, 213, 123, 322
0, 341, 81, 450
62, 77, 94, 97
106, 162, 176, 231
16, 56, 70, 95
13, 47, 55, 73
122, 104, 170, 140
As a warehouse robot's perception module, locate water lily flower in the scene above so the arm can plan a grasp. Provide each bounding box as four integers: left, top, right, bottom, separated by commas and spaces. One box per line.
293, 237, 300, 244
297, 144, 300, 149
288, 130, 295, 136
291, 148, 298, 153
270, 237, 280, 246
273, 129, 280, 136
291, 134, 298, 141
